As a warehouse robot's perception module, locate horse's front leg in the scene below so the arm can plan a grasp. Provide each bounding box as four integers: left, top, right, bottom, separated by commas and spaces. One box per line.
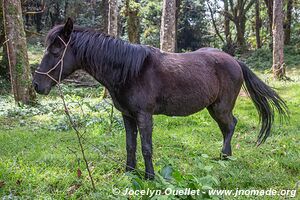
123, 114, 138, 171
137, 112, 155, 179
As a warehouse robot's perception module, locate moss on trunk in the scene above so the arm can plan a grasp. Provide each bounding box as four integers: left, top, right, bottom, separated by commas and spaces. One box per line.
3, 0, 36, 105
125, 0, 140, 44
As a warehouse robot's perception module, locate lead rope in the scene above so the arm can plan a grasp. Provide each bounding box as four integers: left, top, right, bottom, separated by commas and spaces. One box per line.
35, 36, 71, 84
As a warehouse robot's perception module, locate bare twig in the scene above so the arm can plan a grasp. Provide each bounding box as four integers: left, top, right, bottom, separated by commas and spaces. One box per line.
24, 4, 46, 15
64, 79, 99, 87
206, 2, 225, 43
108, 103, 114, 134
57, 84, 96, 191
25, 10, 45, 14
25, 29, 44, 37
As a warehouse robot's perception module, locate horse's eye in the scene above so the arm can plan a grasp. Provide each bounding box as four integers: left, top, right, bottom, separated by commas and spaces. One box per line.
50, 47, 61, 56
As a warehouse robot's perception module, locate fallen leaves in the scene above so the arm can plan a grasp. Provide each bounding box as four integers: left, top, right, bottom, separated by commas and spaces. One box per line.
67, 184, 81, 196
77, 168, 82, 178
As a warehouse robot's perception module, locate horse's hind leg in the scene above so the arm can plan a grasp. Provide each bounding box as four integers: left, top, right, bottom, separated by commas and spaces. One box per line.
207, 103, 237, 158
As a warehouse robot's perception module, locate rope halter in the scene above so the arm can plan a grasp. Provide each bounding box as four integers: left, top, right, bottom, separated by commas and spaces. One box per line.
35, 35, 71, 84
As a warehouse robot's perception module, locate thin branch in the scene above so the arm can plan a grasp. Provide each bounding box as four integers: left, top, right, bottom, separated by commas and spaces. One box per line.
221, 10, 235, 22
24, 4, 46, 15
245, 0, 256, 13
228, 0, 234, 14
108, 103, 114, 134
25, 10, 45, 14
207, 2, 225, 43
63, 79, 99, 87
25, 29, 44, 36
57, 84, 96, 191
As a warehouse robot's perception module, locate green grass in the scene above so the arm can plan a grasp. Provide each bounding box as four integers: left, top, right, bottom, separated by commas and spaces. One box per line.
0, 47, 300, 199
1, 77, 299, 199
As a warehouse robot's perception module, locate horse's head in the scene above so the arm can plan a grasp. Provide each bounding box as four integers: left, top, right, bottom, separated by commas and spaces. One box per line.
33, 18, 78, 95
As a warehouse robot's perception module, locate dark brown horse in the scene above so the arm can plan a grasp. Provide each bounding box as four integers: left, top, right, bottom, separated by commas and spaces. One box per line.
33, 19, 288, 179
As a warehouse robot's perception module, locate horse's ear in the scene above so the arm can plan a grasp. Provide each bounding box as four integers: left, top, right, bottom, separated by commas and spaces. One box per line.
63, 18, 73, 38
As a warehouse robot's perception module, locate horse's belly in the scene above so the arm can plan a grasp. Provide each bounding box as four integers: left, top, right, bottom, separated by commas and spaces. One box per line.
157, 105, 206, 116
154, 92, 216, 116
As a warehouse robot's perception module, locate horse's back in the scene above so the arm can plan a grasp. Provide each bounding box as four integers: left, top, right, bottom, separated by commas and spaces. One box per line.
159, 47, 243, 85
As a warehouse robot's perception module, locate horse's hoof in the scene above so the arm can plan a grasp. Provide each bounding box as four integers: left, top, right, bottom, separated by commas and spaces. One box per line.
145, 173, 155, 180
125, 166, 135, 172
220, 153, 230, 160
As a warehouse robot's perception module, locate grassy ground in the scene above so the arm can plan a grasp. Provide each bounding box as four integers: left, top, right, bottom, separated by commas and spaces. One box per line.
0, 48, 299, 199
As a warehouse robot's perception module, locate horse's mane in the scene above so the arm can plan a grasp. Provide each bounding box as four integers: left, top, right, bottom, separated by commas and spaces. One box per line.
46, 25, 151, 84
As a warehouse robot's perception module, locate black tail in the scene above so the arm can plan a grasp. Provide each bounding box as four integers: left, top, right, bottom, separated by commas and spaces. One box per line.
237, 61, 289, 145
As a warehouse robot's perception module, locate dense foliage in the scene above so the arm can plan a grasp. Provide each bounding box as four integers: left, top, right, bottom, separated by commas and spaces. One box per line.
177, 0, 210, 51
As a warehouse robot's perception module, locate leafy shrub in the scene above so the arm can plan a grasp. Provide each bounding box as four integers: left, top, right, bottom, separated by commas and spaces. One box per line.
239, 46, 300, 71
115, 157, 221, 199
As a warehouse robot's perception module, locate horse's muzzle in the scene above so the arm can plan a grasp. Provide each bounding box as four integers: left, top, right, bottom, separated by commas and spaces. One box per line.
32, 81, 50, 95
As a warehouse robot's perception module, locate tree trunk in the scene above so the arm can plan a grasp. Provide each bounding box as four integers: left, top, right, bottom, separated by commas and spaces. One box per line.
225, 0, 255, 52
0, 47, 9, 80
0, 1, 9, 80
50, 2, 60, 27
125, 0, 140, 43
207, 2, 224, 44
0, 1, 4, 46
103, 0, 118, 98
255, 0, 261, 48
3, 0, 36, 104
64, 0, 69, 19
108, 0, 118, 36
35, 13, 43, 32
175, 0, 181, 52
235, 16, 246, 50
264, 0, 273, 38
284, 0, 292, 45
100, 0, 109, 33
224, 0, 231, 44
160, 0, 177, 52
272, 0, 285, 79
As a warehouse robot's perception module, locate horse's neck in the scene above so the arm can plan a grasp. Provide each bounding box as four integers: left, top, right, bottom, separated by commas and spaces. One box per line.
74, 32, 149, 91
75, 46, 115, 90
81, 63, 115, 91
